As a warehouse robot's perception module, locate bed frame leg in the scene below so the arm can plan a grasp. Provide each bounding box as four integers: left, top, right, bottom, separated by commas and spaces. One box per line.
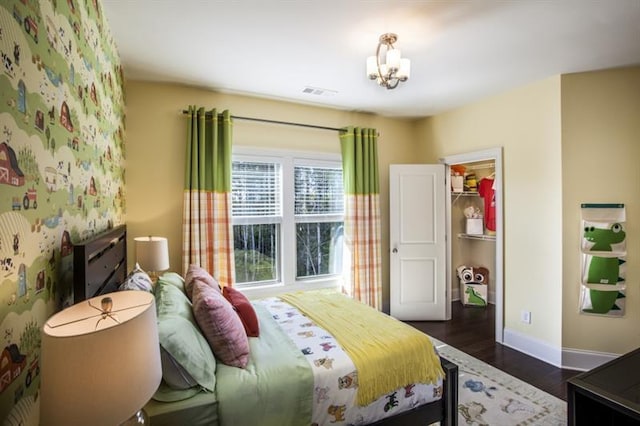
441, 357, 458, 426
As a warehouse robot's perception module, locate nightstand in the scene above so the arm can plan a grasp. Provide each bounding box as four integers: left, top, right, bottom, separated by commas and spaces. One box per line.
567, 347, 640, 425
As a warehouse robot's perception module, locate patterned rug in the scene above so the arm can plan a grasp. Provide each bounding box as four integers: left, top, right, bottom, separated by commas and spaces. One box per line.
432, 339, 567, 425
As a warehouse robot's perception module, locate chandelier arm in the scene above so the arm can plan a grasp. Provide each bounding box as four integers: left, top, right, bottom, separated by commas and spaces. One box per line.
375, 41, 385, 87
386, 78, 400, 90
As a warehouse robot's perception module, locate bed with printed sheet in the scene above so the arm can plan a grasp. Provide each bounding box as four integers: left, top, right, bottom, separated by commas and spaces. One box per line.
73, 226, 457, 426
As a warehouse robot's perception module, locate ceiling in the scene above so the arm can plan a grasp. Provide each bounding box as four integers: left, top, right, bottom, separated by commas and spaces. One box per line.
102, 0, 640, 118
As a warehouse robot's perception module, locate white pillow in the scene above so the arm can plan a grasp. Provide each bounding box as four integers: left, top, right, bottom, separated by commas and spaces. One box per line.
118, 263, 153, 292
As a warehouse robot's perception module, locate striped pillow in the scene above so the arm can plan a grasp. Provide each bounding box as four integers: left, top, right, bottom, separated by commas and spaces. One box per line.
191, 280, 249, 368
185, 264, 220, 300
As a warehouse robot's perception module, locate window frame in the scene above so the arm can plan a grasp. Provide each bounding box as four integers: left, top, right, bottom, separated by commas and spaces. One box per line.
232, 147, 344, 298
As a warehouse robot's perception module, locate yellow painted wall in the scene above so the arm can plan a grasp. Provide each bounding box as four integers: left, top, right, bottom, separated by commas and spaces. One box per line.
124, 81, 422, 310
415, 77, 564, 349
561, 67, 640, 354
125, 70, 639, 356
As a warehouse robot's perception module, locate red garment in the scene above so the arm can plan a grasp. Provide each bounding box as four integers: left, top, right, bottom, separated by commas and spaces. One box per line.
478, 178, 496, 232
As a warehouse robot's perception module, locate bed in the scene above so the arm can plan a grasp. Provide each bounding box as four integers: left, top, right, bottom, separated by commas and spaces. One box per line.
72, 225, 458, 426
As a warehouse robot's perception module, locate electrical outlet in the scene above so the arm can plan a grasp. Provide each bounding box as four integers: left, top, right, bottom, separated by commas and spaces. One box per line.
521, 310, 531, 324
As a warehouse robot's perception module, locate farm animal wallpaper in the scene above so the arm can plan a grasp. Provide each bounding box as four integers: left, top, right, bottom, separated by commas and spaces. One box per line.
0, 0, 125, 423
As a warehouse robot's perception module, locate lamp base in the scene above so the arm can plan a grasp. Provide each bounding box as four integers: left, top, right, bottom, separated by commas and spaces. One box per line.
121, 409, 149, 426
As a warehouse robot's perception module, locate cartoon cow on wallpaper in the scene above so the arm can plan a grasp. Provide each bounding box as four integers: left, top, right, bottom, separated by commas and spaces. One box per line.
1, 52, 14, 77
0, 257, 13, 272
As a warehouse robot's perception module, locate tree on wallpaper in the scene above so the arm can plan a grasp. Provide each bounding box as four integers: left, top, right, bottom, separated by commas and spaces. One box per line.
0, 0, 125, 423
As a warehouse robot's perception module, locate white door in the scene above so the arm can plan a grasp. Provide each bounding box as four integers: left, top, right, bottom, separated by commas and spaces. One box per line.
390, 164, 447, 320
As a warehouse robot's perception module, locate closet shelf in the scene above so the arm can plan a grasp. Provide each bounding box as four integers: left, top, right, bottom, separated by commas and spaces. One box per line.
458, 233, 496, 242
451, 191, 479, 203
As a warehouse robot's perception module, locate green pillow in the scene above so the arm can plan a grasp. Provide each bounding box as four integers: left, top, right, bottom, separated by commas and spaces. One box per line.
154, 278, 217, 401
157, 272, 186, 294
155, 278, 193, 321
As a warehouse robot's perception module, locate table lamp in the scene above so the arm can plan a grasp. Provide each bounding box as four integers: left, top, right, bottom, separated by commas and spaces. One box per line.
40, 290, 161, 426
134, 236, 170, 282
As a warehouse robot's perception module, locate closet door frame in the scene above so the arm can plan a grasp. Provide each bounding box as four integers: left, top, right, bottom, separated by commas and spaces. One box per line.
442, 147, 504, 344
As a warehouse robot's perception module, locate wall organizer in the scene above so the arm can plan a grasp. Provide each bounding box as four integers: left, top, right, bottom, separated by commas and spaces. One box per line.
579, 204, 626, 317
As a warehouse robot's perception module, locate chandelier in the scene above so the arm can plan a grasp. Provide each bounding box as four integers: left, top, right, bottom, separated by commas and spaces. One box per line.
366, 33, 411, 90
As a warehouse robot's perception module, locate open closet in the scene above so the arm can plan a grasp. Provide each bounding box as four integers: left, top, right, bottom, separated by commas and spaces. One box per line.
444, 148, 503, 343
450, 160, 496, 304
389, 148, 503, 343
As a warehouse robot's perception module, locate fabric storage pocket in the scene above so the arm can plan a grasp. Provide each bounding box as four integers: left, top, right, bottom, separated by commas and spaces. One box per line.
579, 204, 627, 317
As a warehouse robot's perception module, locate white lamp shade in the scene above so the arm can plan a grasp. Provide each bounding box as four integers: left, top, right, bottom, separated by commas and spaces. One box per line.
397, 58, 411, 79
366, 56, 378, 78
379, 63, 389, 78
40, 291, 161, 426
135, 236, 170, 272
386, 48, 401, 71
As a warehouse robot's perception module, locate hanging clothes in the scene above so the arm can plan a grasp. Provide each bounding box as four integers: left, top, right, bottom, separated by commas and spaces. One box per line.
478, 177, 496, 234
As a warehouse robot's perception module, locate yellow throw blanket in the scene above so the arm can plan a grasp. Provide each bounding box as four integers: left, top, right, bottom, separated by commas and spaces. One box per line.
280, 290, 444, 406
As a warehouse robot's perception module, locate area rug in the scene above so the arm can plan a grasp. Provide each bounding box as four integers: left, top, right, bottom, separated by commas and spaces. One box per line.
432, 339, 567, 425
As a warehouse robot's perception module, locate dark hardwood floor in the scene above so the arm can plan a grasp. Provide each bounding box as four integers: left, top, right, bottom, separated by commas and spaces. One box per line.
406, 302, 581, 401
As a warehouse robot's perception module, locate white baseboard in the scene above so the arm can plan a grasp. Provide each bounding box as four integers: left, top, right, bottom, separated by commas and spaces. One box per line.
440, 311, 621, 371
561, 348, 620, 371
452, 287, 460, 301
502, 328, 623, 371
503, 328, 563, 367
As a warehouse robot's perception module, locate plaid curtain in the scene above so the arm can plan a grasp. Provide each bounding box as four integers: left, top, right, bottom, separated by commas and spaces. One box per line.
182, 106, 235, 287
340, 127, 382, 310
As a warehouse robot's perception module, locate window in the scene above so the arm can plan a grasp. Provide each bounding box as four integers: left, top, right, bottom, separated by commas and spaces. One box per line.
231, 160, 281, 285
232, 151, 343, 288
294, 165, 344, 279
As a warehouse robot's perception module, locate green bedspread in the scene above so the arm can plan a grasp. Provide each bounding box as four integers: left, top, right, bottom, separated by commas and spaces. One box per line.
215, 303, 314, 426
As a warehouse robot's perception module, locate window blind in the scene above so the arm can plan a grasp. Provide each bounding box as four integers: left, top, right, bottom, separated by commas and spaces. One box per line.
232, 161, 281, 217
294, 166, 343, 215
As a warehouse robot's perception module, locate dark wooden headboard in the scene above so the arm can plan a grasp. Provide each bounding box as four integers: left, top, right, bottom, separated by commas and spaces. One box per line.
73, 225, 127, 303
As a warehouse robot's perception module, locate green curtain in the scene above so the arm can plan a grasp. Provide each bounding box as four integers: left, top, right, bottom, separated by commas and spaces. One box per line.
340, 127, 382, 309
183, 106, 235, 287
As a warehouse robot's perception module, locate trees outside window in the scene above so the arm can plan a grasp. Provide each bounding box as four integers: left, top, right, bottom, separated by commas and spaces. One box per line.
232, 152, 343, 288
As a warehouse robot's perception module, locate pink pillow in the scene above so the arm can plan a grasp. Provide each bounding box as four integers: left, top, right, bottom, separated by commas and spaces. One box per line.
185, 264, 220, 300
223, 287, 260, 337
191, 281, 249, 368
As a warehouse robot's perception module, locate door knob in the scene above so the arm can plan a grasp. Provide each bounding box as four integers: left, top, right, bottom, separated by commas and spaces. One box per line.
392, 247, 398, 253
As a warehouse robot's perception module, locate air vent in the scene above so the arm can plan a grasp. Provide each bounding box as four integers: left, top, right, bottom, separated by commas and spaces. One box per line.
302, 86, 337, 97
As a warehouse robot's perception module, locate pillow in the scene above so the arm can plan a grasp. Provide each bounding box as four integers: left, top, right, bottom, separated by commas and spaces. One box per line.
223, 286, 260, 337
159, 346, 198, 390
118, 263, 153, 292
157, 272, 186, 294
192, 280, 250, 368
155, 280, 193, 321
185, 264, 220, 300
154, 278, 217, 401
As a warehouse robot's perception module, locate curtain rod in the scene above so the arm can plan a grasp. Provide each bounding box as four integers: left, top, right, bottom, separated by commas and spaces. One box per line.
181, 110, 344, 133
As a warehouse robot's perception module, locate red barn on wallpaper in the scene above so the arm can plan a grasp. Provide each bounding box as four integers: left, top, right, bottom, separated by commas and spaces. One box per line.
0, 143, 25, 187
